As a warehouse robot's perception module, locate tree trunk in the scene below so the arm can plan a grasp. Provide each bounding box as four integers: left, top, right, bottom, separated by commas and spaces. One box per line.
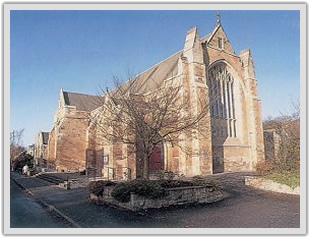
142, 153, 149, 179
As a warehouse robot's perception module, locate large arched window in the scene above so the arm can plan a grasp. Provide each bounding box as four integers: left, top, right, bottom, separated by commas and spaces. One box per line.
208, 63, 236, 138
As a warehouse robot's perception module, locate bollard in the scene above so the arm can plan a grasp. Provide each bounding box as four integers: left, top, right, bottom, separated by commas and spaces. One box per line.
64, 180, 71, 190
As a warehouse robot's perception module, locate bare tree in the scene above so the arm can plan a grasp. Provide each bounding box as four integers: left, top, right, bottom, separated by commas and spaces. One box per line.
263, 100, 300, 171
10, 129, 25, 171
277, 100, 300, 171
90, 75, 211, 179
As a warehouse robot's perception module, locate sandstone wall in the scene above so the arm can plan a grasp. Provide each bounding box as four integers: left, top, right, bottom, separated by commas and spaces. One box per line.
50, 108, 89, 172
263, 130, 281, 161
205, 26, 264, 173
47, 127, 56, 169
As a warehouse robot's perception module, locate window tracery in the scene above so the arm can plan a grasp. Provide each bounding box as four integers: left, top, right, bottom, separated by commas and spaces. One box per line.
208, 63, 237, 138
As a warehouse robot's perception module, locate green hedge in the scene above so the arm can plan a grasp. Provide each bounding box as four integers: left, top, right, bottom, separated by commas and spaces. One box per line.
111, 178, 222, 203
111, 180, 166, 203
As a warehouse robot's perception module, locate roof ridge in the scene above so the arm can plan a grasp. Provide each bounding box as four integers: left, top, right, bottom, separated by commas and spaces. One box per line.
63, 90, 99, 97
206, 24, 221, 44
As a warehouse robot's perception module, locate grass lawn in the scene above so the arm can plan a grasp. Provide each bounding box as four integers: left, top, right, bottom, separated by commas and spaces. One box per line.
264, 169, 300, 188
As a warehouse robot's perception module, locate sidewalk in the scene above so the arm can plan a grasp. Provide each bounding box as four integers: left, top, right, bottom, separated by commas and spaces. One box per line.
10, 171, 149, 228
10, 179, 70, 228
10, 172, 85, 228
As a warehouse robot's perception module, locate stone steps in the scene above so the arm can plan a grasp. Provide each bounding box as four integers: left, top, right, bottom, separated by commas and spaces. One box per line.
35, 173, 65, 185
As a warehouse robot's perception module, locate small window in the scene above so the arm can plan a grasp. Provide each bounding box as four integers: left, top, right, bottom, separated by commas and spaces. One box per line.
103, 154, 109, 166
218, 37, 223, 49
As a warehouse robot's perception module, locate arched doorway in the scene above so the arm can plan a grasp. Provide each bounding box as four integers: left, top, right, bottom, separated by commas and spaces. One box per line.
149, 142, 164, 171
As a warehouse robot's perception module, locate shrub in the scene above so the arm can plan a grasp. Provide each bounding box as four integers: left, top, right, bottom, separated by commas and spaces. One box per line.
255, 160, 300, 188
163, 171, 175, 180
201, 180, 223, 191
99, 177, 223, 203
13, 152, 33, 171
255, 161, 274, 175
192, 177, 223, 190
159, 180, 195, 188
159, 177, 223, 190
111, 180, 166, 203
87, 180, 116, 196
192, 175, 205, 185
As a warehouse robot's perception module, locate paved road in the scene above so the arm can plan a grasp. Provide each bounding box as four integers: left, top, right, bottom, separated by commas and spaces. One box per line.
10, 179, 72, 228
10, 172, 300, 228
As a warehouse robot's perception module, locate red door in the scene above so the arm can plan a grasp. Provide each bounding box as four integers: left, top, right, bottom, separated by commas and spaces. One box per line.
149, 145, 163, 171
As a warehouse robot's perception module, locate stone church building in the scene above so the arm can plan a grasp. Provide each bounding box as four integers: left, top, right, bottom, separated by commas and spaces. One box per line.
34, 131, 49, 167
47, 89, 101, 171
46, 17, 265, 178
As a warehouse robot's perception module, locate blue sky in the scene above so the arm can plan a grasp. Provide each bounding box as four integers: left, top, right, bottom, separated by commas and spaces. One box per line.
10, 10, 300, 146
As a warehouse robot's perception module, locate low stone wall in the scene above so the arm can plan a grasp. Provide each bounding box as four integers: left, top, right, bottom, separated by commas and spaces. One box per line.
245, 176, 300, 195
59, 178, 101, 189
90, 186, 227, 212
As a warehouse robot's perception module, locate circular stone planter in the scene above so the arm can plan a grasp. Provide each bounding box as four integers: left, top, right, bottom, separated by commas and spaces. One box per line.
90, 186, 229, 212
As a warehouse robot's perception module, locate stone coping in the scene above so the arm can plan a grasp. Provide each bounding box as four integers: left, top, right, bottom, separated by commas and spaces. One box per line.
164, 185, 209, 191
244, 176, 300, 195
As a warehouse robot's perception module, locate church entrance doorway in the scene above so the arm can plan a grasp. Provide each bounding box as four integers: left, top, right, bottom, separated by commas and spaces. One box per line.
149, 142, 164, 171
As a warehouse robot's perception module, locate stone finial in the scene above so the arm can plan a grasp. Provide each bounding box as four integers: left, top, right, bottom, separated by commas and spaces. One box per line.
216, 10, 221, 25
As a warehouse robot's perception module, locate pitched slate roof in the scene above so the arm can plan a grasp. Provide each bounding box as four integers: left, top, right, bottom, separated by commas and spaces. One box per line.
62, 91, 103, 112
118, 50, 182, 95
128, 30, 214, 94
61, 51, 182, 111
41, 132, 49, 145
